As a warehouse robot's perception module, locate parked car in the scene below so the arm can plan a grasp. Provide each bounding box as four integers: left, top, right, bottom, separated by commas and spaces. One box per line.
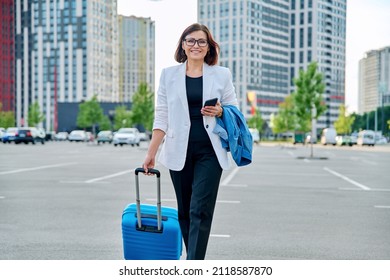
54, 132, 68, 141
293, 131, 305, 145
97, 130, 113, 144
44, 130, 55, 141
350, 133, 358, 145
113, 128, 140, 147
68, 130, 87, 142
305, 133, 317, 144
0, 127, 5, 139
321, 128, 337, 145
2, 127, 18, 143
357, 130, 375, 146
139, 131, 149, 141
14, 127, 45, 144
375, 135, 388, 145
249, 128, 260, 144
336, 135, 353, 146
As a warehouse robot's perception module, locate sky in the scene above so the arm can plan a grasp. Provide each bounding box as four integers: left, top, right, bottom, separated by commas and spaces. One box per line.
117, 0, 390, 113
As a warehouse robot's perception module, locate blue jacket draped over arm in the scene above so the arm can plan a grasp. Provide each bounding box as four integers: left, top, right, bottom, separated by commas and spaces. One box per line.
213, 105, 253, 166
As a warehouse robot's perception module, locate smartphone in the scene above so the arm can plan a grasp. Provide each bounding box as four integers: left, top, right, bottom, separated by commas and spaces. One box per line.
203, 97, 218, 107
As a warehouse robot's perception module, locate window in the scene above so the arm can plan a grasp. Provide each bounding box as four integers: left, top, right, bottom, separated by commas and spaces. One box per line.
290, 29, 295, 48
299, 28, 304, 48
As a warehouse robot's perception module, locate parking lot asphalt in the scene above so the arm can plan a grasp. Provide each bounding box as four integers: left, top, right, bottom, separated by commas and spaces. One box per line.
0, 141, 389, 260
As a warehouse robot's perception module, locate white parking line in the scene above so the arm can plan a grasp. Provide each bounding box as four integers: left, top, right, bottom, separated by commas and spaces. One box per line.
146, 198, 176, 203
339, 188, 390, 192
84, 169, 133, 183
210, 234, 231, 238
146, 198, 240, 204
221, 166, 239, 186
0, 162, 78, 175
323, 167, 371, 191
374, 206, 390, 209
0, 196, 5, 199
222, 184, 248, 188
217, 200, 241, 204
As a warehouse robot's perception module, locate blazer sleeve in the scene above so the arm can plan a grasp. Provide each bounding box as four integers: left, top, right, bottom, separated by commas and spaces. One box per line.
153, 68, 168, 133
220, 67, 239, 107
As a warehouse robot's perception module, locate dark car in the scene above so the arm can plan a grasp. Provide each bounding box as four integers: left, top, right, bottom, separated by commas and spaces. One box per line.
14, 127, 45, 144
97, 130, 113, 144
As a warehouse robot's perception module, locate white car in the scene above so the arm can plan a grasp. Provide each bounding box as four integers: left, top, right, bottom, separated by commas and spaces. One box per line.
2, 127, 18, 143
249, 128, 260, 144
375, 136, 388, 145
357, 130, 375, 146
54, 132, 68, 141
68, 130, 87, 142
113, 128, 140, 147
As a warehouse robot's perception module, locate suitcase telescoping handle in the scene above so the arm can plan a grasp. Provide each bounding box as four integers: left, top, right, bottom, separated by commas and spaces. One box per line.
134, 167, 162, 231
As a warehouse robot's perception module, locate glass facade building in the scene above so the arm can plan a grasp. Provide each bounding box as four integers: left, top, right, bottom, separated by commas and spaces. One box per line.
15, 0, 118, 130
358, 46, 390, 114
0, 0, 15, 112
118, 15, 155, 103
198, 0, 347, 128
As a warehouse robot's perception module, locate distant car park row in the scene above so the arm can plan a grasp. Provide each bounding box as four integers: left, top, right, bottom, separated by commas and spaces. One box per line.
1, 127, 150, 147
1, 127, 46, 144
292, 128, 388, 147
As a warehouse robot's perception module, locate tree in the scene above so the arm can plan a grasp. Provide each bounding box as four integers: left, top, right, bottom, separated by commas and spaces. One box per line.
293, 62, 326, 133
293, 62, 326, 157
76, 95, 104, 136
28, 102, 45, 127
0, 103, 15, 128
271, 95, 297, 134
351, 106, 390, 136
113, 105, 132, 130
130, 83, 154, 131
99, 115, 112, 131
334, 104, 355, 135
247, 108, 264, 134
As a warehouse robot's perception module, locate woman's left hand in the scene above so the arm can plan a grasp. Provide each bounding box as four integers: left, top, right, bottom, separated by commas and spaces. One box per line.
201, 101, 223, 117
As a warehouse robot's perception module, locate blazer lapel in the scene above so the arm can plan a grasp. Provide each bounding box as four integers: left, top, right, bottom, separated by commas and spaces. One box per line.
202, 63, 215, 104
171, 63, 189, 114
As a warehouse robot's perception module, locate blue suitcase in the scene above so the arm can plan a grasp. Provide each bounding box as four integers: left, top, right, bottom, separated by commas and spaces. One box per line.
122, 168, 182, 260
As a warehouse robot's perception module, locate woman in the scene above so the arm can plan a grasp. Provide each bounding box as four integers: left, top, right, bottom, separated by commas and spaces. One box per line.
142, 23, 238, 260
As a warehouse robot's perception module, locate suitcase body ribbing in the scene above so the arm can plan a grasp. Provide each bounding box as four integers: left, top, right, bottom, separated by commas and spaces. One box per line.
121, 168, 182, 260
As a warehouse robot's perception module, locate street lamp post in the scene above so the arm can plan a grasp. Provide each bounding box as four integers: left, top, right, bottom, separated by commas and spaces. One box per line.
310, 105, 317, 158
379, 82, 387, 135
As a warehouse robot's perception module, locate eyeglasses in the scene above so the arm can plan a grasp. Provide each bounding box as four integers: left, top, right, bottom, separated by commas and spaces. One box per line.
183, 38, 208, 47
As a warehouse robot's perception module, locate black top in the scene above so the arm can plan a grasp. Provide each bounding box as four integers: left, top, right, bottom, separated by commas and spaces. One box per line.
185, 76, 209, 143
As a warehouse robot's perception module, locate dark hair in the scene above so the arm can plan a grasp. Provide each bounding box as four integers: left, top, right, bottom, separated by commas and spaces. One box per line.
174, 23, 219, 66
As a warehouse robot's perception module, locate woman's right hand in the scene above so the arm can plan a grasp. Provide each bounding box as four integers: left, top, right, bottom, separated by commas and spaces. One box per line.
142, 154, 155, 175
140, 129, 165, 175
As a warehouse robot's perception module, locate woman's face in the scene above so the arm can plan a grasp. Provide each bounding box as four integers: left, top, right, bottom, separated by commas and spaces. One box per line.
182, 30, 209, 63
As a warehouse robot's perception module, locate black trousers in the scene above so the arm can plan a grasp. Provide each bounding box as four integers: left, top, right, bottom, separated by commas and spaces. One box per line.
169, 140, 223, 260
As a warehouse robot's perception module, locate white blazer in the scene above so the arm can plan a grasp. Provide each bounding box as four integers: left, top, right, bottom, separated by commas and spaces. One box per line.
153, 62, 238, 171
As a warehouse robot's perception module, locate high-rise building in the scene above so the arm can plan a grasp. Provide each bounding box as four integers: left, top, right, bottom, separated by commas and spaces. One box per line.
358, 46, 390, 114
290, 0, 346, 127
15, 0, 119, 130
198, 0, 347, 129
0, 0, 15, 112
118, 15, 155, 102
